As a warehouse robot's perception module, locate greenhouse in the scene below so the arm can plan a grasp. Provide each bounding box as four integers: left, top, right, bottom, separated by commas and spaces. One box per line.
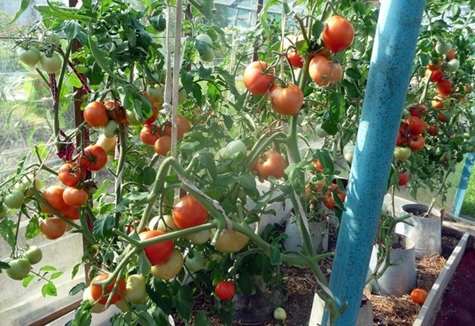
1, 0, 475, 325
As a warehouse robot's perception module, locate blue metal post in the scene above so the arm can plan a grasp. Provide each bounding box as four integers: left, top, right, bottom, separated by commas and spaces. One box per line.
452, 153, 475, 216
322, 0, 427, 325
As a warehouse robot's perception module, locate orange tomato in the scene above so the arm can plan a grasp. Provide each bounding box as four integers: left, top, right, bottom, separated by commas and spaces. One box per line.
410, 288, 428, 305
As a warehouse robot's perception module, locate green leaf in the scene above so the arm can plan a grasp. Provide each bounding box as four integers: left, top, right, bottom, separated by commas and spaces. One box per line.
50, 271, 64, 280
34, 142, 49, 161
198, 152, 218, 181
69, 282, 86, 296
147, 278, 173, 314
25, 216, 40, 239
142, 166, 157, 186
9, 0, 31, 24
138, 250, 151, 276
345, 67, 362, 80
68, 301, 92, 326
92, 179, 111, 200
311, 20, 325, 40
0, 219, 16, 248
0, 261, 10, 270
270, 246, 282, 266
195, 310, 211, 326
93, 213, 115, 238
176, 285, 194, 319
149, 14, 166, 32
40, 265, 57, 272
42, 282, 58, 297
22, 274, 35, 287
71, 263, 81, 279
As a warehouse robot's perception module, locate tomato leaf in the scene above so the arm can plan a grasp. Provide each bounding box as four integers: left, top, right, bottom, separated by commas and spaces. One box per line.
69, 282, 86, 296
9, 0, 31, 24
41, 281, 58, 297
40, 265, 57, 272
311, 20, 325, 41
149, 14, 166, 32
270, 246, 282, 266
194, 310, 211, 326
25, 216, 40, 239
0, 219, 16, 248
22, 274, 35, 287
67, 301, 92, 326
176, 285, 194, 319
198, 152, 218, 181
93, 213, 115, 238
0, 261, 10, 270
50, 271, 64, 280
147, 278, 173, 314
34, 142, 49, 161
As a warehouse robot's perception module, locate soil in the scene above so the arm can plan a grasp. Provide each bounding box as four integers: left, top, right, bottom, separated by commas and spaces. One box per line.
432, 249, 475, 325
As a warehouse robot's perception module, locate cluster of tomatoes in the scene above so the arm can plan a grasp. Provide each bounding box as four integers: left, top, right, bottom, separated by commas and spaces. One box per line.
82, 192, 241, 312
306, 159, 347, 211
242, 15, 354, 117
393, 41, 463, 187
16, 33, 63, 74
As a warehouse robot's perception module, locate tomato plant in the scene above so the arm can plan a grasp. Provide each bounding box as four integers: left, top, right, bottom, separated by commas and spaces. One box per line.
172, 194, 209, 229
215, 280, 236, 300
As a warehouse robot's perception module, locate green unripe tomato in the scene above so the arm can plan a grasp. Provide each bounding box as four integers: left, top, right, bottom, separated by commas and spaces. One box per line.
273, 307, 287, 321
7, 258, 31, 280
124, 274, 147, 304
225, 140, 247, 159
24, 246, 43, 265
4, 190, 25, 209
17, 47, 41, 66
185, 250, 205, 272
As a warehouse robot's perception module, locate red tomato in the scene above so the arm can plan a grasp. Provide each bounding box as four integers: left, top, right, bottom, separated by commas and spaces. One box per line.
243, 61, 275, 95
63, 187, 88, 207
287, 50, 303, 68
268, 83, 304, 116
311, 159, 324, 173
322, 15, 354, 53
436, 79, 453, 94
40, 217, 67, 240
408, 135, 425, 151
253, 150, 288, 180
398, 172, 409, 186
40, 185, 70, 215
323, 184, 346, 210
445, 48, 456, 60
58, 162, 84, 187
427, 125, 439, 136
105, 100, 127, 124
425, 69, 444, 83
427, 60, 442, 71
163, 115, 191, 140
139, 230, 174, 265
410, 288, 428, 305
90, 273, 126, 305
172, 194, 209, 229
63, 206, 80, 220
83, 101, 109, 128
437, 112, 449, 123
215, 280, 236, 300
154, 135, 171, 156
404, 116, 426, 135
140, 124, 161, 146
80, 145, 107, 171
431, 94, 445, 109
408, 104, 428, 117
308, 55, 342, 86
